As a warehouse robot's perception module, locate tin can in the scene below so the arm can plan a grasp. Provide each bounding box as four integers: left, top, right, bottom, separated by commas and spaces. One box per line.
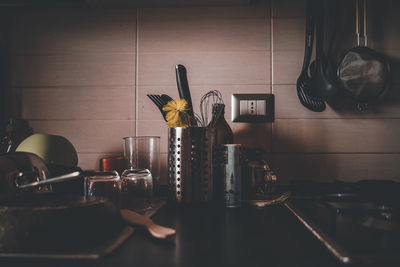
217, 144, 244, 207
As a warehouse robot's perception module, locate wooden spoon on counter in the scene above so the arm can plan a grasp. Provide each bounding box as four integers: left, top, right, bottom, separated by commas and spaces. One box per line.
121, 209, 176, 239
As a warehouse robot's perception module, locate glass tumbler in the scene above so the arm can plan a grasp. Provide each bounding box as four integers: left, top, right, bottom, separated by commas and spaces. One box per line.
126, 136, 160, 194
120, 136, 159, 212
84, 171, 121, 207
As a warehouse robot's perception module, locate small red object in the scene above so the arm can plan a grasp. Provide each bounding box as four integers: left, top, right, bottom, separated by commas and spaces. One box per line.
100, 156, 125, 176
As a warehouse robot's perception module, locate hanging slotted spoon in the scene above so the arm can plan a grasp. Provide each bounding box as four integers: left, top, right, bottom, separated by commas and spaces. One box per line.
296, 0, 326, 112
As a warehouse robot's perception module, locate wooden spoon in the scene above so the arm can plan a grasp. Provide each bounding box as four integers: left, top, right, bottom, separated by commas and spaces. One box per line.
120, 209, 176, 239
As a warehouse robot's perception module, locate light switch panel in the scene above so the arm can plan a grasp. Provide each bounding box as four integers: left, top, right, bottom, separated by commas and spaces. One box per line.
239, 100, 248, 115
231, 94, 274, 122
256, 100, 266, 115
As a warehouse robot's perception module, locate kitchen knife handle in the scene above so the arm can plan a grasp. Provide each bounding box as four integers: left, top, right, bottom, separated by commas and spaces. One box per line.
175, 64, 194, 116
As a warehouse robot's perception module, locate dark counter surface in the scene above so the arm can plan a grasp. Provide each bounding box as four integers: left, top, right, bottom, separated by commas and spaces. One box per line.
1, 204, 341, 267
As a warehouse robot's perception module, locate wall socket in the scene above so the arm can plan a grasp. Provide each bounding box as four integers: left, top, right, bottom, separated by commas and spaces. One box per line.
231, 94, 274, 122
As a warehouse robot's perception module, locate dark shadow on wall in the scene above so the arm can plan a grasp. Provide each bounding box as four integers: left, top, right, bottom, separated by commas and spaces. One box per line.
233, 122, 271, 151
233, 121, 340, 184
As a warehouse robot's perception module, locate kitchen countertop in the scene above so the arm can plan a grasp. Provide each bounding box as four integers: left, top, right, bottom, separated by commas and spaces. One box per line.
1, 203, 342, 267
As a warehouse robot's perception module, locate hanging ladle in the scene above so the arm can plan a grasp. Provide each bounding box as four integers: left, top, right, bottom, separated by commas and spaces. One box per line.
305, 0, 340, 102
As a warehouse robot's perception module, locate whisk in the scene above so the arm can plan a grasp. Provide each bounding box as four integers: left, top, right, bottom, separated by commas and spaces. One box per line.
198, 90, 224, 127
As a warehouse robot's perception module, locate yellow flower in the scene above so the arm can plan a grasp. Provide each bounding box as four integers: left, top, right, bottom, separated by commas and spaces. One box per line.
162, 99, 191, 128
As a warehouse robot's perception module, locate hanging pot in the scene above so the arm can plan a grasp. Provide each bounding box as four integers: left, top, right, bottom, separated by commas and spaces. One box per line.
337, 0, 390, 110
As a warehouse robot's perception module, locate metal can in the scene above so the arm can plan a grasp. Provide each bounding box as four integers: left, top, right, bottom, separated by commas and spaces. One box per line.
218, 144, 244, 207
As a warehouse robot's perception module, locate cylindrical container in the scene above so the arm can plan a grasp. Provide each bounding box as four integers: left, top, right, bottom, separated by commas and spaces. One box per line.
100, 156, 125, 176
120, 137, 154, 212
122, 136, 160, 195
168, 127, 216, 205
217, 144, 244, 207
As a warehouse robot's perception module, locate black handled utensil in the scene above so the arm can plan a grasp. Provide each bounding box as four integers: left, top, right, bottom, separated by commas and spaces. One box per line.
305, 0, 340, 102
175, 65, 194, 117
147, 94, 168, 121
296, 0, 326, 112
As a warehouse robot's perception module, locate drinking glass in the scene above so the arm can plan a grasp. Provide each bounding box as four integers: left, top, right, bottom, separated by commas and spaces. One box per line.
84, 171, 121, 207
135, 136, 160, 194
120, 136, 159, 212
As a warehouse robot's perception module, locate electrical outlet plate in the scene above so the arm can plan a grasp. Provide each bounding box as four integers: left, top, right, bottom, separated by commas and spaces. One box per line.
231, 94, 274, 122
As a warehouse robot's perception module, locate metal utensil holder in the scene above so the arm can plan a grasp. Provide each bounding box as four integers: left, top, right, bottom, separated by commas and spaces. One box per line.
168, 127, 216, 205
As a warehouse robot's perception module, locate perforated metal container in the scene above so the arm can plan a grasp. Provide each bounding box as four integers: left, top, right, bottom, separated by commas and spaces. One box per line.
168, 127, 216, 205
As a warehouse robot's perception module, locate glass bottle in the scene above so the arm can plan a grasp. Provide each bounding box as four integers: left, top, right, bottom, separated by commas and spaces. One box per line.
211, 104, 233, 144
120, 137, 153, 212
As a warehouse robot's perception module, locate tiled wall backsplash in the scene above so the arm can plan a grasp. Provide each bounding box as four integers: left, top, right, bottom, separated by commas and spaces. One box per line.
4, 0, 400, 183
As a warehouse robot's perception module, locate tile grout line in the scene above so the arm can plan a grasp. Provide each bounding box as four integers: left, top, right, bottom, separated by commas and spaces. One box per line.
270, 0, 274, 154
135, 8, 139, 136
270, 0, 274, 93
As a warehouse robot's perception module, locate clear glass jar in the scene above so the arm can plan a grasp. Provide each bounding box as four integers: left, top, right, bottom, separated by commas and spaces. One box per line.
120, 137, 153, 212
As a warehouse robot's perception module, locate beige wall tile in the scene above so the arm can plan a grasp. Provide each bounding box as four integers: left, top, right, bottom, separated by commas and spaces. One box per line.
29, 120, 135, 153
232, 122, 271, 151
78, 152, 123, 170
273, 50, 302, 85
9, 9, 136, 54
272, 0, 305, 18
139, 2, 268, 19
271, 153, 400, 184
139, 17, 270, 52
136, 120, 169, 153
21, 86, 135, 120
138, 52, 270, 86
272, 119, 400, 153
273, 18, 304, 51
11, 53, 135, 87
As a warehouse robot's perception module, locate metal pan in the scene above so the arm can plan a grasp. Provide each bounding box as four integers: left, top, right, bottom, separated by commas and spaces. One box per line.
337, 0, 390, 110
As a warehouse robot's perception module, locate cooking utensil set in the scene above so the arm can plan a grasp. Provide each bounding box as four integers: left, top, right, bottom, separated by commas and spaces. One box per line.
147, 64, 195, 124
298, 0, 390, 112
148, 64, 225, 127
